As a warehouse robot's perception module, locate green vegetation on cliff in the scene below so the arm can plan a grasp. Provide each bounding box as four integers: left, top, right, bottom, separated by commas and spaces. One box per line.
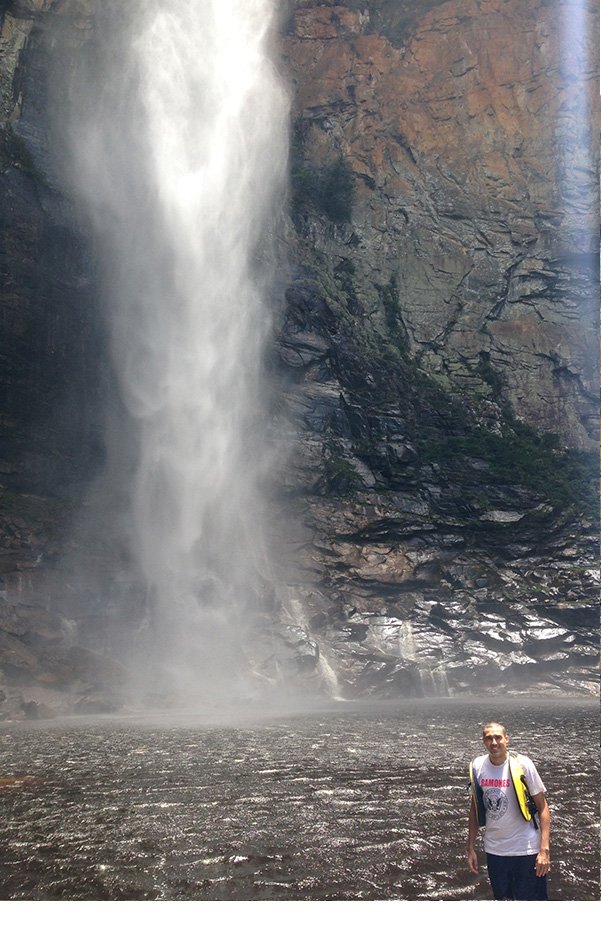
0, 126, 34, 173
291, 156, 354, 225
0, 126, 50, 186
290, 262, 598, 520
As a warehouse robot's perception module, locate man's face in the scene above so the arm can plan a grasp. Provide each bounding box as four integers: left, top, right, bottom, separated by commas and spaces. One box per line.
482, 724, 509, 763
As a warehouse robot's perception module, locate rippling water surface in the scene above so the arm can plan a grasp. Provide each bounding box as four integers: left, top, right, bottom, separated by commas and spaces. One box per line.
0, 698, 598, 901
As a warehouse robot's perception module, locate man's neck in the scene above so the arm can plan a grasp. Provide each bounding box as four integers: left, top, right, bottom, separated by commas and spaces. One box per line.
489, 752, 508, 766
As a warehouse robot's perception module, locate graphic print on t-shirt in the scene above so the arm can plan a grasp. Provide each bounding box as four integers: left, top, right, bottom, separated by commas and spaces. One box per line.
484, 788, 508, 819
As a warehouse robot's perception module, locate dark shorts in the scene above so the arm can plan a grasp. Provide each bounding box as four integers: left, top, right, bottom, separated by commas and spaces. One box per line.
486, 852, 548, 901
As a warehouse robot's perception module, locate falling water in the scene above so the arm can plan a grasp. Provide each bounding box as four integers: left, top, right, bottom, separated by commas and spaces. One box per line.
67, 0, 289, 704
556, 0, 598, 241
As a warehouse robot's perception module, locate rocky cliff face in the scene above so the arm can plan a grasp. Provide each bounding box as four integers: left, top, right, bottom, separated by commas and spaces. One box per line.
270, 0, 600, 700
1, 0, 102, 499
282, 0, 598, 449
0, 0, 598, 718
1, 0, 112, 717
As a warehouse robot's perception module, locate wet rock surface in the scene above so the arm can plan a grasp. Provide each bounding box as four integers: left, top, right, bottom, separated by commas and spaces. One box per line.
266, 0, 599, 701
1, 0, 103, 499
0, 490, 129, 719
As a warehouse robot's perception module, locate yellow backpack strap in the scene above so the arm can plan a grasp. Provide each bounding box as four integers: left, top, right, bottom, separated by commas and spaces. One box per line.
509, 753, 537, 827
469, 760, 486, 827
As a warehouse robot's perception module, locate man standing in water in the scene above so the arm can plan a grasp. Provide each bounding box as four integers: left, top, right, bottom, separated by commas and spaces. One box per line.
467, 721, 551, 900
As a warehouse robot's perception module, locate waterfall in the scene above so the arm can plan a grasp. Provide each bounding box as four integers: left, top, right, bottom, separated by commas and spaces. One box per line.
66, 0, 289, 704
317, 648, 346, 701
418, 666, 451, 698
399, 622, 451, 696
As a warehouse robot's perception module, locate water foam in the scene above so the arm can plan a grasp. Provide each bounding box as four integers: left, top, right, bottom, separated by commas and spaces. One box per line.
68, 0, 289, 703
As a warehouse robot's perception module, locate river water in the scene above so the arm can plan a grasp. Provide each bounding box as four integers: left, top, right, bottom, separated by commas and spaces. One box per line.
0, 698, 598, 902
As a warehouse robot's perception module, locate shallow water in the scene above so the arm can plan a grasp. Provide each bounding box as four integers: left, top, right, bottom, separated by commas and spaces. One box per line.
0, 698, 598, 901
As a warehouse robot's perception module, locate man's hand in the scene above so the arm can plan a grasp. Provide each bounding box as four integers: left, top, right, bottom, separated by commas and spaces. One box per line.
532, 791, 551, 878
535, 847, 551, 877
467, 802, 480, 875
467, 846, 479, 875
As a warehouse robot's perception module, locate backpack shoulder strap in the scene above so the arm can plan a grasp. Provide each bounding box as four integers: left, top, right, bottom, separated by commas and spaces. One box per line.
508, 752, 538, 827
469, 759, 486, 827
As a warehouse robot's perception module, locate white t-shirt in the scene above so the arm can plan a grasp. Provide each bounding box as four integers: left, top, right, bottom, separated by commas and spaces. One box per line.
472, 752, 546, 856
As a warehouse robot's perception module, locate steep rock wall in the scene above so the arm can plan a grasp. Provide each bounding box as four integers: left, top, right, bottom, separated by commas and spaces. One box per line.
1, 0, 102, 496
1, 0, 114, 718
283, 0, 599, 449
270, 0, 599, 698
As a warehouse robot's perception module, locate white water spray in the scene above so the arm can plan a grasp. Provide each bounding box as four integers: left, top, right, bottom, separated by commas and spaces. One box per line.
555, 0, 598, 248
68, 0, 289, 702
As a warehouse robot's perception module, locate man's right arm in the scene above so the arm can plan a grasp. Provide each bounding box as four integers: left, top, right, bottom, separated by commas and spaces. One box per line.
467, 800, 480, 874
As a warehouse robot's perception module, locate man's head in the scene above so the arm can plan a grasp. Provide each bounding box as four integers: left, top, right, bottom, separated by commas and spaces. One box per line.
482, 722, 509, 765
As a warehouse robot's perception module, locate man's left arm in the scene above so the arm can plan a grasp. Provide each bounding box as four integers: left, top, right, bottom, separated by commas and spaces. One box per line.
532, 791, 551, 877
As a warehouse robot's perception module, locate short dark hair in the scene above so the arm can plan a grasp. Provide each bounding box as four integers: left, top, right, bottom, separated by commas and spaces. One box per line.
482, 722, 507, 737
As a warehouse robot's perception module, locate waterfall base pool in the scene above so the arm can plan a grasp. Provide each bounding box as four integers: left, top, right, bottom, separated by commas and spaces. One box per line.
0, 698, 598, 901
